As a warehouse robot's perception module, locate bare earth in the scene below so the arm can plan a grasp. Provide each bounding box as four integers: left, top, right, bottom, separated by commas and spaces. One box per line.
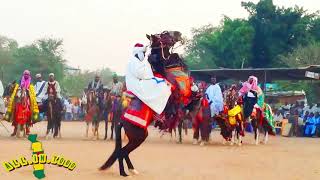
0, 121, 319, 180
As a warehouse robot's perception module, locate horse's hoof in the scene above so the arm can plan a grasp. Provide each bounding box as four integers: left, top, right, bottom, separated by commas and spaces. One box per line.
129, 169, 139, 175
200, 141, 205, 146
120, 172, 129, 177
192, 139, 198, 145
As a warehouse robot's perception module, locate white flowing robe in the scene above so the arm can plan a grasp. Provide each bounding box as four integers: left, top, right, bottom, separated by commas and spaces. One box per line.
0, 80, 5, 114
205, 84, 223, 117
125, 56, 171, 114
35, 80, 47, 103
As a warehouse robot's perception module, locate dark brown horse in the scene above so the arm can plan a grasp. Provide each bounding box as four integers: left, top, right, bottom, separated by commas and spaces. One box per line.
85, 90, 99, 139
44, 83, 63, 139
100, 31, 190, 176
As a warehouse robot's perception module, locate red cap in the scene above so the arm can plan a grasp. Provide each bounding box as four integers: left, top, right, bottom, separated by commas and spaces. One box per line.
134, 43, 144, 47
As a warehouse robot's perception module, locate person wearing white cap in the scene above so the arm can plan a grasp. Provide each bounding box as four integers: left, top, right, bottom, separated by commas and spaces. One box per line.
125, 43, 171, 115
44, 73, 62, 99
42, 73, 61, 103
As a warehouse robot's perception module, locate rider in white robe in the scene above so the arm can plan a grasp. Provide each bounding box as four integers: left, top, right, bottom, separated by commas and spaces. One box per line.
125, 43, 171, 114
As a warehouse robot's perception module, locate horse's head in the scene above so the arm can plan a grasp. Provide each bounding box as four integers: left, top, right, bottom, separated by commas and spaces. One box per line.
146, 31, 183, 54
146, 31, 185, 76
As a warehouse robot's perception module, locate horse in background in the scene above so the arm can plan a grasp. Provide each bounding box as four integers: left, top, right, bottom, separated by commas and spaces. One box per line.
44, 83, 63, 139
85, 89, 103, 139
251, 103, 276, 145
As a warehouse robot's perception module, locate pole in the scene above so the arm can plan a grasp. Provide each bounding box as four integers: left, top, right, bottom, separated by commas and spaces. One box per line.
264, 70, 267, 94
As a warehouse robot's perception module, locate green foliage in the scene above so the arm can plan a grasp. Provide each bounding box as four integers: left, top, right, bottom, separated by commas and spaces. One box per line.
242, 0, 319, 67
61, 68, 115, 97
185, 17, 254, 69
277, 43, 320, 103
0, 36, 114, 97
278, 43, 320, 67
186, 0, 320, 69
0, 37, 66, 84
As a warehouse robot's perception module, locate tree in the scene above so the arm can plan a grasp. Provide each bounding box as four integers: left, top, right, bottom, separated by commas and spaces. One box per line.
60, 67, 115, 97
242, 0, 319, 67
277, 43, 320, 103
185, 17, 254, 69
278, 43, 320, 67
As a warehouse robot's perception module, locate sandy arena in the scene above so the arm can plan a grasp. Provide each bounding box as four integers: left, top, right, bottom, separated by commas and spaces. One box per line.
0, 121, 319, 180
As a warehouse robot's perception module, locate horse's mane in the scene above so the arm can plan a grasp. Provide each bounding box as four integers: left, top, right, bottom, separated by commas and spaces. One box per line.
147, 31, 186, 76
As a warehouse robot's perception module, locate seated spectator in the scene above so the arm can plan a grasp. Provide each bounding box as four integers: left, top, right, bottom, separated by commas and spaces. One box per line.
303, 111, 310, 123
315, 112, 320, 137
310, 104, 318, 114
274, 110, 283, 122
304, 112, 316, 137
281, 102, 291, 115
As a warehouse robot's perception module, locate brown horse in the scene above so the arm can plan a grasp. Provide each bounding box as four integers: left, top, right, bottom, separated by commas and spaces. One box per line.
44, 84, 63, 139
85, 90, 100, 139
14, 88, 31, 138
100, 31, 191, 176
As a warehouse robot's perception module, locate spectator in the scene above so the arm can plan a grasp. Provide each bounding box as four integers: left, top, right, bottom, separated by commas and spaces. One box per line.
304, 112, 316, 137
0, 79, 5, 115
274, 110, 283, 122
65, 100, 73, 121
314, 112, 320, 137
73, 104, 79, 120
288, 109, 299, 136
281, 102, 291, 115
310, 104, 318, 114
303, 111, 310, 123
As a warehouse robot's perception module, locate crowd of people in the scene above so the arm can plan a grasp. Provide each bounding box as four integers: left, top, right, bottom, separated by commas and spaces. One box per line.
274, 101, 320, 137
0, 69, 318, 140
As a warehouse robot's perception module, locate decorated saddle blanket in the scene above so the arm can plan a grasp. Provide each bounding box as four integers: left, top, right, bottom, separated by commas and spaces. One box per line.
122, 92, 154, 129
227, 105, 243, 126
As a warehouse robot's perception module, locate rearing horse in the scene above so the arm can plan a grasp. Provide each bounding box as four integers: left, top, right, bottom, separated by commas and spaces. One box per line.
100, 31, 193, 176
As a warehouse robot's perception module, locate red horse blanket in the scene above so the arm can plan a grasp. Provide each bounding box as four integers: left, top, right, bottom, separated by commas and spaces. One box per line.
122, 92, 153, 129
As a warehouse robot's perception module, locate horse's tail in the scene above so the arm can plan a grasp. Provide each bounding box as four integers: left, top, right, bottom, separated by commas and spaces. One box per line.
99, 121, 123, 170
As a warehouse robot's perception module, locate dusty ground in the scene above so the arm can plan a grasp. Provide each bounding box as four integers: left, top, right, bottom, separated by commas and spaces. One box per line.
0, 121, 319, 180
